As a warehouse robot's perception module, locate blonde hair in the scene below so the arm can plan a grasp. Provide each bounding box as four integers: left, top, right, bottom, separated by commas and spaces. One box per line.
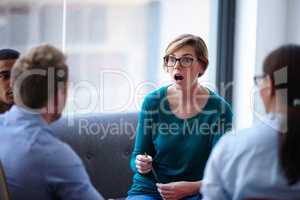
164, 34, 209, 71
11, 44, 68, 109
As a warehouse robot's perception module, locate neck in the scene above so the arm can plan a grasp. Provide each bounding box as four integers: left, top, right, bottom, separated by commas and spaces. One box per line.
40, 105, 60, 124
174, 82, 199, 104
267, 97, 287, 116
41, 112, 60, 124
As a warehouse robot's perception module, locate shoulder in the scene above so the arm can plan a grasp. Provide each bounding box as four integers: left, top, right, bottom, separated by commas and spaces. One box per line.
206, 89, 232, 114
202, 89, 233, 125
204, 127, 254, 177
33, 128, 83, 168
207, 119, 282, 181
211, 120, 278, 162
142, 85, 168, 110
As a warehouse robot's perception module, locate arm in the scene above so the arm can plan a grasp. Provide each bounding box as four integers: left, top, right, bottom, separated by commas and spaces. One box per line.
211, 101, 233, 147
157, 181, 201, 199
130, 98, 156, 173
45, 144, 104, 200
200, 101, 232, 200
156, 181, 201, 199
201, 139, 229, 200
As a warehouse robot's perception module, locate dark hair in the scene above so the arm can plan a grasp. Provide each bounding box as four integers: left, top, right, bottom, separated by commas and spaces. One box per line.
0, 49, 20, 60
263, 44, 300, 185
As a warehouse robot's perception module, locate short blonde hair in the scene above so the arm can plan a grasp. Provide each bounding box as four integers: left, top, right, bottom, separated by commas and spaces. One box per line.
11, 44, 68, 109
164, 34, 209, 71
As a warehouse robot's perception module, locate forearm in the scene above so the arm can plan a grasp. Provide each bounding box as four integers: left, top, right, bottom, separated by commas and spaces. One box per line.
185, 181, 201, 196
157, 180, 202, 199
130, 107, 155, 173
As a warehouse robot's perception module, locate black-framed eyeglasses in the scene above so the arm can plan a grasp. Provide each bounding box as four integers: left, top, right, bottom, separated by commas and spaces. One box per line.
253, 74, 267, 86
163, 55, 198, 68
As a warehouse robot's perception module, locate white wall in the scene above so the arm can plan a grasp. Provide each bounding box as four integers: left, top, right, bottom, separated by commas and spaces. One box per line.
233, 0, 300, 130
255, 0, 287, 74
158, 0, 213, 86
286, 0, 300, 44
253, 0, 288, 123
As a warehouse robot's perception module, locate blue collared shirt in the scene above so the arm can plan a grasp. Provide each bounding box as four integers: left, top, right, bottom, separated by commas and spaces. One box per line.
0, 106, 104, 200
202, 113, 300, 200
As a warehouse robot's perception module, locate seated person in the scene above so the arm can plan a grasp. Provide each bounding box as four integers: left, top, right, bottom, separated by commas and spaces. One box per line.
127, 34, 233, 200
202, 45, 300, 199
0, 44, 104, 200
0, 49, 20, 113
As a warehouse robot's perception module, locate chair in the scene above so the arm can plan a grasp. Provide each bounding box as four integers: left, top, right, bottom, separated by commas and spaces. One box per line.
0, 160, 10, 200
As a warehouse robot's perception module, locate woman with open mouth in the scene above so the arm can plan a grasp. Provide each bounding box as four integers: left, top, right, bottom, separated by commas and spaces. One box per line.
127, 34, 233, 200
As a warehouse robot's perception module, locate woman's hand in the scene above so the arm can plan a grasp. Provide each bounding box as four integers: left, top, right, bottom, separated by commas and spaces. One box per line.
157, 181, 201, 200
135, 154, 153, 174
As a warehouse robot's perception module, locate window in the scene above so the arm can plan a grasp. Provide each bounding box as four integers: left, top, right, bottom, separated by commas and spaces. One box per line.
0, 0, 217, 114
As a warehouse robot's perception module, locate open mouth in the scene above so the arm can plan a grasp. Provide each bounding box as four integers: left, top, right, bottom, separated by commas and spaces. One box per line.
174, 74, 184, 81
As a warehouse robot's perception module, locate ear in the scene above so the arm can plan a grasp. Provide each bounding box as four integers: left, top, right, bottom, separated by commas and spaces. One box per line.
265, 75, 275, 97
198, 63, 206, 77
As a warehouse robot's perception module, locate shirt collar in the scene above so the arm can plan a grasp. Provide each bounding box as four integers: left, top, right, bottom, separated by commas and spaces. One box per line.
261, 112, 287, 133
3, 105, 47, 126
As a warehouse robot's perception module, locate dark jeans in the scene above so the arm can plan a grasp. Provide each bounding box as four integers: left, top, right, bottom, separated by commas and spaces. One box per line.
126, 194, 202, 200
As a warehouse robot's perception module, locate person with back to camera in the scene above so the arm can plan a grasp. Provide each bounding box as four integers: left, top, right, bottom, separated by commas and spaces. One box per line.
0, 44, 104, 200
127, 34, 233, 200
202, 44, 300, 200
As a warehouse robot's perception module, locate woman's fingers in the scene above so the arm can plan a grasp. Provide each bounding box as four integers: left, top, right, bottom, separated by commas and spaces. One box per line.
157, 183, 181, 200
136, 164, 152, 173
135, 159, 150, 168
136, 165, 152, 173
136, 154, 152, 162
158, 188, 173, 195
135, 158, 152, 169
158, 188, 175, 200
135, 154, 153, 173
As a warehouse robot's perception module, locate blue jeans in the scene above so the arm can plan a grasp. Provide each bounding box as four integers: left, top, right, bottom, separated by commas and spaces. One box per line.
126, 194, 202, 200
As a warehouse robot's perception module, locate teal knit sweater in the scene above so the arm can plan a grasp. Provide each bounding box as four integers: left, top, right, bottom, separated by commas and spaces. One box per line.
128, 85, 233, 195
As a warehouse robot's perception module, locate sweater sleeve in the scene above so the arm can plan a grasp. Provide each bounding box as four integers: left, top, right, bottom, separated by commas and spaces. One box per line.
130, 97, 156, 173
211, 100, 233, 147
